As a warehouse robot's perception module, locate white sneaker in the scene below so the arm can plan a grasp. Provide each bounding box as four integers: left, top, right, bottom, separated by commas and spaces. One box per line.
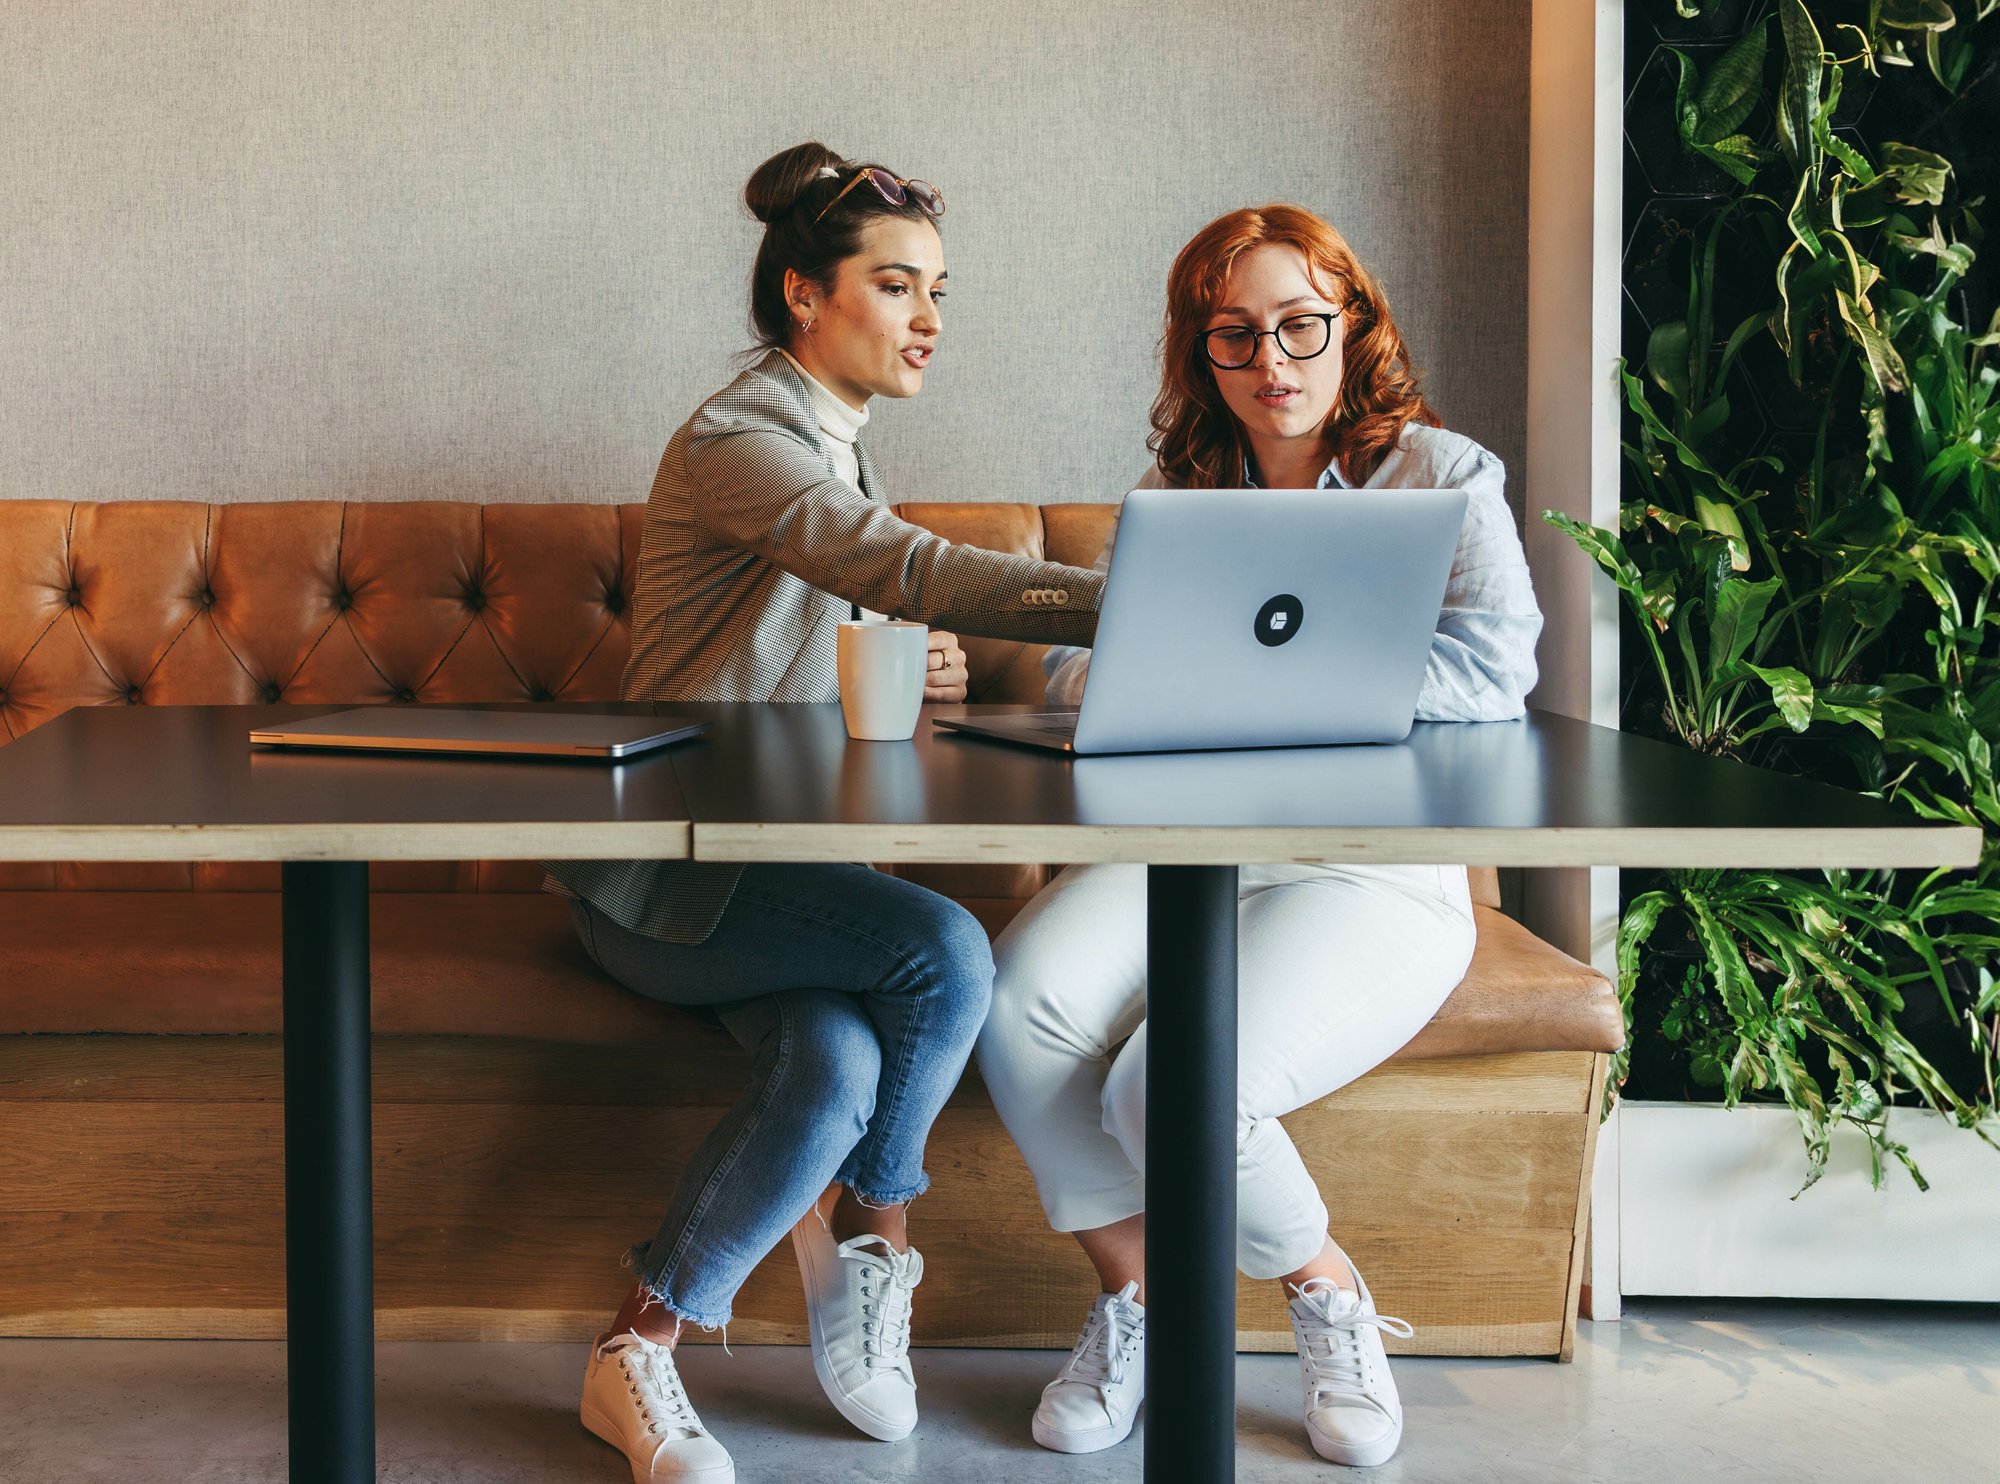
1288, 1272, 1414, 1468
1031, 1281, 1146, 1454
579, 1330, 735, 1484
791, 1215, 924, 1441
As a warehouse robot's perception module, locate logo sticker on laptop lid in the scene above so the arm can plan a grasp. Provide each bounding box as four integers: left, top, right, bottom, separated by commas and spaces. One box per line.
1254, 594, 1304, 647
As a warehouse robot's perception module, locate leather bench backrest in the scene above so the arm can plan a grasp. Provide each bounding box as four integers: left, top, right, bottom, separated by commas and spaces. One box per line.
0, 500, 1118, 735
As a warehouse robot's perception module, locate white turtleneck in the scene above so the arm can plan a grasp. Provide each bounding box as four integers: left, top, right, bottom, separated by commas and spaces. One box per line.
781, 348, 882, 619
781, 349, 868, 490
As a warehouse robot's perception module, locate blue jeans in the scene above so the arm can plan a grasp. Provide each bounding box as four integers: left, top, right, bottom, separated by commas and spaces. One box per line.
568, 863, 994, 1329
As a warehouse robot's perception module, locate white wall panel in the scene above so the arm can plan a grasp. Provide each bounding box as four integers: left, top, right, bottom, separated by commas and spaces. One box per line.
0, 2, 1529, 510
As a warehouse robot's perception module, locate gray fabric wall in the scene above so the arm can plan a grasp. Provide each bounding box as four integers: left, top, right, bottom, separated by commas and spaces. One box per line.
0, 2, 1528, 513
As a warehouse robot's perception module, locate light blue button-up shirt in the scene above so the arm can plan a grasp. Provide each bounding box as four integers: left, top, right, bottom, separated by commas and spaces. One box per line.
1043, 424, 1543, 722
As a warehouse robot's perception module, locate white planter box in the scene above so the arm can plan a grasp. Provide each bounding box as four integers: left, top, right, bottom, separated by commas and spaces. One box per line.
1615, 1101, 2000, 1302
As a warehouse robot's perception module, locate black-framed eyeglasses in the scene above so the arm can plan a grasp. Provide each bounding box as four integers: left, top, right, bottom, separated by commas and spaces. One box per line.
1201, 311, 1340, 370
814, 167, 945, 224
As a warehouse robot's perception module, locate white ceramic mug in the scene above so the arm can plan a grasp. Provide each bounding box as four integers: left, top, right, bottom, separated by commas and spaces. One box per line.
837, 620, 929, 741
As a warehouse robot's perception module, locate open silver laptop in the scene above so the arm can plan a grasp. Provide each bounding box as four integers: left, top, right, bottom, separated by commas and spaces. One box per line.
249, 708, 708, 759
933, 486, 1467, 755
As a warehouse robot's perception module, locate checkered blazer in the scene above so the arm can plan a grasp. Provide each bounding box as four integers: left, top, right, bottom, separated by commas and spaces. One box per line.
545, 350, 1105, 942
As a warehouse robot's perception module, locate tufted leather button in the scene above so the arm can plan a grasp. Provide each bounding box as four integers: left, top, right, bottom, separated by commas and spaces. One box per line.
66, 586, 81, 607
604, 589, 626, 614
124, 685, 141, 703
333, 589, 352, 611
464, 590, 485, 612
527, 685, 554, 703
200, 589, 216, 607
393, 687, 416, 703
262, 682, 283, 703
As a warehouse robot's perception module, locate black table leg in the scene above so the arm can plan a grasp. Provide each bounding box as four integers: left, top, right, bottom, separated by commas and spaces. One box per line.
1145, 864, 1239, 1484
282, 862, 375, 1484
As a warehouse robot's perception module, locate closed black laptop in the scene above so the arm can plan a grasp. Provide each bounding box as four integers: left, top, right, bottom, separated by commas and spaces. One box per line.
249, 708, 707, 760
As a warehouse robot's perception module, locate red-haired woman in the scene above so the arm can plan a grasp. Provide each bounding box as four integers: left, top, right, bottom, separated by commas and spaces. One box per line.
977, 204, 1542, 1468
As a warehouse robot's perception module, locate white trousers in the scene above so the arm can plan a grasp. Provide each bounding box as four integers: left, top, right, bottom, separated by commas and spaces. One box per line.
977, 863, 1476, 1280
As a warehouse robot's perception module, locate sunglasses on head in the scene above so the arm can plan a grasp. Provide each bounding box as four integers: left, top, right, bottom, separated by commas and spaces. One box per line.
814, 166, 945, 224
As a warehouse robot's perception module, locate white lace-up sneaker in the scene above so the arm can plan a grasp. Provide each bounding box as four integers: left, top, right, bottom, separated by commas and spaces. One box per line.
1031, 1281, 1146, 1454
1287, 1272, 1415, 1468
791, 1214, 925, 1441
579, 1330, 735, 1484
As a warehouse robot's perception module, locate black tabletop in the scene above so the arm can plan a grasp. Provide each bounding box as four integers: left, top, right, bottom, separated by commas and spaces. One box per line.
670, 703, 1981, 868
0, 703, 693, 860
0, 702, 1977, 869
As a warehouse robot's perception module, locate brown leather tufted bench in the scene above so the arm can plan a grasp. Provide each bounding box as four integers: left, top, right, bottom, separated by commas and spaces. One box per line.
0, 499, 1619, 1358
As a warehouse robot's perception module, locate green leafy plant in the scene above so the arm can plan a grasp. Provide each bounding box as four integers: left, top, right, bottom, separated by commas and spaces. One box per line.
1550, 0, 2000, 1190
1675, 22, 1778, 184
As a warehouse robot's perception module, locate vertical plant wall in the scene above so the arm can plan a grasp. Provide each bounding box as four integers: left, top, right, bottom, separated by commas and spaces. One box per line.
1552, 0, 2000, 1187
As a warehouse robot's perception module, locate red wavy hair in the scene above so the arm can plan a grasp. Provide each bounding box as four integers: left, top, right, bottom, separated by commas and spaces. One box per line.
1149, 204, 1439, 488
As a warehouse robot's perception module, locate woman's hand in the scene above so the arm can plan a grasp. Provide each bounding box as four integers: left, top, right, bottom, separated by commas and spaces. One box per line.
924, 629, 970, 703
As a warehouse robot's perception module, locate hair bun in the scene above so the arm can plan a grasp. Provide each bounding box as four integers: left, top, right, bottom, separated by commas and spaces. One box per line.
745, 142, 847, 225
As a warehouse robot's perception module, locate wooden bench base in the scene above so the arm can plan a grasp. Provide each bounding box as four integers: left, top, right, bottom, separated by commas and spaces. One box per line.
0, 1035, 1603, 1358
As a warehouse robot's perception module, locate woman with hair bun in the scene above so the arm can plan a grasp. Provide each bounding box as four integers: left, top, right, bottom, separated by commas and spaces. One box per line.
977, 204, 1543, 1469
546, 142, 1104, 1483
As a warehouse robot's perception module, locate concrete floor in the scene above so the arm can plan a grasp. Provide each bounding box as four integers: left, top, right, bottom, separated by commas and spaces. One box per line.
0, 1300, 1994, 1484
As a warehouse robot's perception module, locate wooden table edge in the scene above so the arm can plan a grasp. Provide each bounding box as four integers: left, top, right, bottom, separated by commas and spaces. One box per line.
690, 822, 1985, 868
0, 820, 694, 862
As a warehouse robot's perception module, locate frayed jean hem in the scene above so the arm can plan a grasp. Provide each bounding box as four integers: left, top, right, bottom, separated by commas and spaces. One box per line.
834, 1172, 930, 1209
622, 1245, 734, 1332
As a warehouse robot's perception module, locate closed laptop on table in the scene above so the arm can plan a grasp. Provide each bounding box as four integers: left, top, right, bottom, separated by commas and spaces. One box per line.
249, 708, 708, 759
